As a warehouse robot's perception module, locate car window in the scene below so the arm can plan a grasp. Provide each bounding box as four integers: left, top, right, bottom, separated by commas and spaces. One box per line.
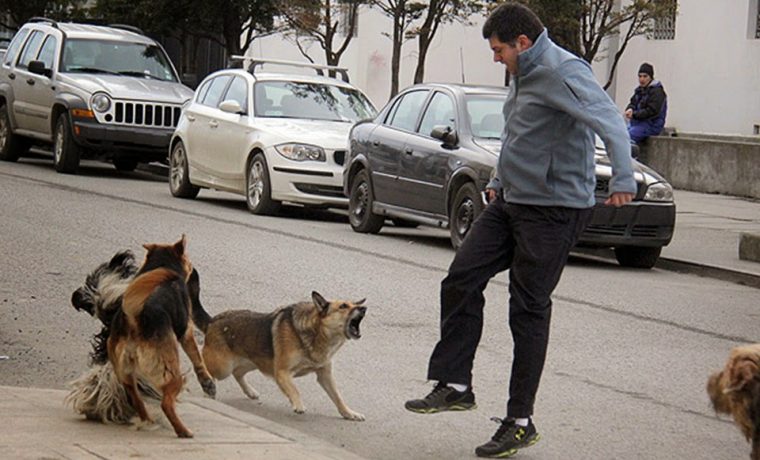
195, 79, 212, 103
223, 76, 249, 113
201, 75, 232, 108
36, 35, 58, 70
3, 29, 30, 66
60, 39, 178, 82
387, 90, 429, 132
253, 81, 375, 122
17, 30, 44, 69
466, 94, 507, 139
418, 92, 455, 137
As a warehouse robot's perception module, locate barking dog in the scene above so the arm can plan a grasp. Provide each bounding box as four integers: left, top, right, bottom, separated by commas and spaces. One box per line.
107, 235, 215, 438
196, 291, 367, 421
707, 344, 760, 459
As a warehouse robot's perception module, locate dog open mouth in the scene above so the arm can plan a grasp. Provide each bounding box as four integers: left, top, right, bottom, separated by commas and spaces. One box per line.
345, 307, 366, 340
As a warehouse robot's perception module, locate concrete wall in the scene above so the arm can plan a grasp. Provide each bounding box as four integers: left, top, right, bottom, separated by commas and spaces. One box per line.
643, 135, 760, 199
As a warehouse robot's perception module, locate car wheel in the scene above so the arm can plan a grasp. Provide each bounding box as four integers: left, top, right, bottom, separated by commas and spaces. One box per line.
348, 169, 384, 234
0, 104, 29, 162
53, 114, 80, 174
614, 246, 662, 269
450, 182, 484, 250
391, 218, 419, 228
113, 158, 138, 172
246, 153, 280, 215
169, 141, 200, 199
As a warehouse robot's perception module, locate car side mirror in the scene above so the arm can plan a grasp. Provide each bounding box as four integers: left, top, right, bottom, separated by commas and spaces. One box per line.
219, 99, 245, 115
430, 125, 458, 147
28, 60, 52, 78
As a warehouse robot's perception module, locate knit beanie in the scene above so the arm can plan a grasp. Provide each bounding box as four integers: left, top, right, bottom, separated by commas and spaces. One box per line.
638, 63, 654, 78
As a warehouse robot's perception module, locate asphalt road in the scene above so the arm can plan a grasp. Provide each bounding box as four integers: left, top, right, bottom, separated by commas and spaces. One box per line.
0, 156, 756, 459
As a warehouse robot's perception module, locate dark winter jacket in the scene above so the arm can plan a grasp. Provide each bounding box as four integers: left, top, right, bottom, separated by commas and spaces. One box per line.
626, 80, 667, 133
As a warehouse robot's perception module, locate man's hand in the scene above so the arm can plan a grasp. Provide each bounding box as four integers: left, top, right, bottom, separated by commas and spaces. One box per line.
624, 108, 633, 120
485, 188, 498, 203
604, 192, 634, 207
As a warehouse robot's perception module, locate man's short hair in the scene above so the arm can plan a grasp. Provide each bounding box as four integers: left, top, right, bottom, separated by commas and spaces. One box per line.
482, 2, 544, 43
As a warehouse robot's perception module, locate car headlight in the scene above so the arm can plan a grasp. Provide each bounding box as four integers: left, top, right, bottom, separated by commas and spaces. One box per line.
644, 182, 674, 202
90, 93, 112, 113
275, 143, 326, 162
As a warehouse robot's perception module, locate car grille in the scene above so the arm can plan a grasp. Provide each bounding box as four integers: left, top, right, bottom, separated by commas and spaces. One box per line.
97, 101, 182, 129
333, 150, 346, 166
583, 223, 668, 239
595, 178, 644, 196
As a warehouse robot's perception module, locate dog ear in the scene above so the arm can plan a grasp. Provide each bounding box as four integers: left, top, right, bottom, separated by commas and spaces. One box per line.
108, 250, 134, 270
354, 298, 366, 306
143, 243, 157, 252
312, 291, 329, 315
727, 358, 760, 392
174, 234, 187, 255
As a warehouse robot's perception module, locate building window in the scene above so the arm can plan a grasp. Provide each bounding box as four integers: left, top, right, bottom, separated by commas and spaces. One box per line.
652, 0, 677, 40
756, 0, 760, 38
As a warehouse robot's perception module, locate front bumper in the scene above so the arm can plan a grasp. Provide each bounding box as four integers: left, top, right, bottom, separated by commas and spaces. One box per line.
578, 201, 676, 248
72, 119, 173, 160
267, 148, 349, 208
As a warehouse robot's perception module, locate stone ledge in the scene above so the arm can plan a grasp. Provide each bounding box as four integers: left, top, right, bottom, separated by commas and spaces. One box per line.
739, 233, 760, 263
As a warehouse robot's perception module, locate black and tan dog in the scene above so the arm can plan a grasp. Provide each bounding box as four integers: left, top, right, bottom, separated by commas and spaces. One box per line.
106, 235, 215, 438
707, 344, 760, 460
196, 291, 367, 421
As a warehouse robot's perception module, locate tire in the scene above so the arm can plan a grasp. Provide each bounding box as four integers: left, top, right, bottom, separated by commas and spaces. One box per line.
246, 153, 280, 215
0, 104, 29, 162
52, 114, 80, 174
113, 157, 138, 172
348, 169, 384, 234
169, 141, 200, 199
449, 182, 484, 250
391, 218, 419, 228
614, 246, 662, 269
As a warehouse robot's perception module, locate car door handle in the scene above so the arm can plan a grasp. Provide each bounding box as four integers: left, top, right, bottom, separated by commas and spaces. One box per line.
186, 115, 195, 122
372, 140, 380, 146
26, 78, 35, 85
208, 120, 218, 128
404, 148, 413, 155
8, 73, 15, 80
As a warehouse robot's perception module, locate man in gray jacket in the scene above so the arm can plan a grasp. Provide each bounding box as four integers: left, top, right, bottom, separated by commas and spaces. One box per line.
405, 3, 636, 458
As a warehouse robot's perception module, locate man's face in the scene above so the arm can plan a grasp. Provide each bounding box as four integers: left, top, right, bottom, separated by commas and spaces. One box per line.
489, 35, 521, 75
638, 73, 652, 87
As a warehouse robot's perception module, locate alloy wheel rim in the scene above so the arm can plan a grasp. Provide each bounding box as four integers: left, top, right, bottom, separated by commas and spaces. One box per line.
170, 146, 185, 191
456, 198, 474, 236
54, 124, 64, 164
248, 160, 264, 208
352, 182, 369, 221
0, 116, 7, 149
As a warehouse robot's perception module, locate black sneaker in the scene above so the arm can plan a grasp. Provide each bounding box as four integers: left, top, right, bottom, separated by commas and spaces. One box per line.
475, 417, 541, 458
404, 382, 477, 414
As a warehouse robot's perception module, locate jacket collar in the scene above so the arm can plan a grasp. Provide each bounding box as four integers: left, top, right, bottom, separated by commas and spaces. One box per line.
517, 28, 550, 76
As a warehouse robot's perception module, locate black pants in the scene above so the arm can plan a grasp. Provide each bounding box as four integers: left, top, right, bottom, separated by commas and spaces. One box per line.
427, 198, 592, 418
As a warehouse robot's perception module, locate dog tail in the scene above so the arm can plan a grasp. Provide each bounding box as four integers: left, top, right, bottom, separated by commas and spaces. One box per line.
188, 268, 212, 334
122, 268, 177, 319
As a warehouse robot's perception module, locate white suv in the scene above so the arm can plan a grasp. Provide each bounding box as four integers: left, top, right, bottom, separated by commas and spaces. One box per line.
0, 18, 193, 173
168, 58, 376, 214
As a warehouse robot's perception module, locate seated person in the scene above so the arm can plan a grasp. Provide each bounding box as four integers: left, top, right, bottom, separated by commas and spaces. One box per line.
625, 62, 667, 145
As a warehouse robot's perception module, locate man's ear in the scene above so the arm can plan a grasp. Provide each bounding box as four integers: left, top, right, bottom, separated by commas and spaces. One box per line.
515, 34, 533, 53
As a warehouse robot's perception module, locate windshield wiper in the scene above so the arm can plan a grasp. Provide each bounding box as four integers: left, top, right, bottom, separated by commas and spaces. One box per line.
117, 70, 166, 81
66, 67, 121, 75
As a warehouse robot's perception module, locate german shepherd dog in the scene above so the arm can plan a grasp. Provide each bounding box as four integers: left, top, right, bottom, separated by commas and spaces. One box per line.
707, 344, 760, 460
196, 291, 367, 421
70, 236, 215, 437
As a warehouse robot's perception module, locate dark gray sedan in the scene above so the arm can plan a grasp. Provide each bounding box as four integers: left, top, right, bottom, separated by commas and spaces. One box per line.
343, 83, 675, 268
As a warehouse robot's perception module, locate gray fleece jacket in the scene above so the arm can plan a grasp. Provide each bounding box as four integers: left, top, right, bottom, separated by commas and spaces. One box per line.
489, 29, 636, 208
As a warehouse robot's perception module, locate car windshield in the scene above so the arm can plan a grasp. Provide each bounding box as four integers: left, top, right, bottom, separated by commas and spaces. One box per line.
60, 39, 178, 82
466, 94, 507, 139
254, 81, 376, 122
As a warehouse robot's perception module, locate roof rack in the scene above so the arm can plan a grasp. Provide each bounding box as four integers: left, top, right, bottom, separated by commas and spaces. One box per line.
229, 56, 350, 83
28, 17, 59, 29
108, 24, 145, 35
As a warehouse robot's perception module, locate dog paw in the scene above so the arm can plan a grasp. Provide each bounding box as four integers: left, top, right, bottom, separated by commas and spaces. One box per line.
176, 429, 194, 439
201, 379, 217, 399
293, 405, 306, 414
341, 410, 365, 422
244, 389, 260, 400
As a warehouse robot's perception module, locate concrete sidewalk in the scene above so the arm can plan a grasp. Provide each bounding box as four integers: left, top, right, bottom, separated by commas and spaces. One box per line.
0, 385, 367, 460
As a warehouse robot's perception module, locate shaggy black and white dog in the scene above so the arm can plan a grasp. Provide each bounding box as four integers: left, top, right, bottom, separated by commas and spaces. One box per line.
67, 250, 162, 424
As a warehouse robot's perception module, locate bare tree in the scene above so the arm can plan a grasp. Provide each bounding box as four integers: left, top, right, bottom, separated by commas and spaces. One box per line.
371, 0, 425, 97
409, 0, 484, 84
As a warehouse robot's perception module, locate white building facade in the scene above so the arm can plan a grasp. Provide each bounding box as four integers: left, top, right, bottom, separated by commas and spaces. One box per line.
248, 1, 760, 136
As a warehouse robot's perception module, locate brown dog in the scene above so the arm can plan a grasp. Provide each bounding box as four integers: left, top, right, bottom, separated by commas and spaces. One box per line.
107, 235, 215, 437
196, 291, 367, 421
707, 344, 760, 459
